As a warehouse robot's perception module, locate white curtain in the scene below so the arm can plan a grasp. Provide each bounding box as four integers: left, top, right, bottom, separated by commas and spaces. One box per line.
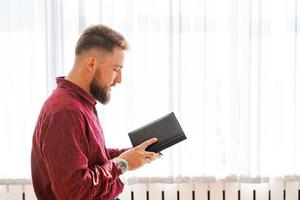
0, 0, 299, 181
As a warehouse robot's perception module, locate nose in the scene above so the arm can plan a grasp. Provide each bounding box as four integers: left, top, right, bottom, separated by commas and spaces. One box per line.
115, 70, 122, 84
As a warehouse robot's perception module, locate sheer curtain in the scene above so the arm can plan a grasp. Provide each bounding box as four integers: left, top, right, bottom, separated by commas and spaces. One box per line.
0, 0, 299, 181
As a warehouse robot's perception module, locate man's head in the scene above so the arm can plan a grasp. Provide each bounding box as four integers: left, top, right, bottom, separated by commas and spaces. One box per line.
72, 24, 129, 104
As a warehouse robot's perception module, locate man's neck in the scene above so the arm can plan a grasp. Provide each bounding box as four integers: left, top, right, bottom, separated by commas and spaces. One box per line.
66, 69, 91, 96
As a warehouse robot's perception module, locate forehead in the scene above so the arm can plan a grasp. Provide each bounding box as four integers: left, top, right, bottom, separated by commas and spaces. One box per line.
104, 48, 124, 66
110, 48, 124, 60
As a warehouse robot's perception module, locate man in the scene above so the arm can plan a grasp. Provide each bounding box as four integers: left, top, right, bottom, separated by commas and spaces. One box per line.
31, 24, 159, 200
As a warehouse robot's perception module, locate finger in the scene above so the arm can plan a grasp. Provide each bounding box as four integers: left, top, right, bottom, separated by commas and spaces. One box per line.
144, 151, 157, 157
145, 157, 152, 163
158, 152, 162, 158
144, 152, 159, 161
137, 138, 158, 150
144, 156, 155, 163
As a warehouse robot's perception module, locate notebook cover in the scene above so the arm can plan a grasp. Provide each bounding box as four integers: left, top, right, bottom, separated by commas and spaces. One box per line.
128, 112, 187, 153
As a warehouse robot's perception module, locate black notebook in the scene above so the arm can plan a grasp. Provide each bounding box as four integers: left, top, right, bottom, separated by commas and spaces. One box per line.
128, 112, 187, 153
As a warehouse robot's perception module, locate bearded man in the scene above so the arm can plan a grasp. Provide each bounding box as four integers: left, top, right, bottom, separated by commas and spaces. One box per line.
31, 24, 159, 200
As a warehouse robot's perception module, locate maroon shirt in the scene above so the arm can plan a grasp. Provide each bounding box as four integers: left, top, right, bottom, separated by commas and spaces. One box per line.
31, 77, 127, 200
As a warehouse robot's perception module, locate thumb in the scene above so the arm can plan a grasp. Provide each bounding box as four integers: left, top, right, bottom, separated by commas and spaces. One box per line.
137, 138, 158, 150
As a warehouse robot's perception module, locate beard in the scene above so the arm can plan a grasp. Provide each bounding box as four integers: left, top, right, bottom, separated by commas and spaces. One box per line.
89, 69, 111, 104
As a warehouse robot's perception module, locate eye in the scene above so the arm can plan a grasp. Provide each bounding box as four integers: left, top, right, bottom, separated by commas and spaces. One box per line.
113, 67, 121, 72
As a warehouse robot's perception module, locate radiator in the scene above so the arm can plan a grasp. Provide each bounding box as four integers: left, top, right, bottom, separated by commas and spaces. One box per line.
0, 179, 299, 200
118, 180, 300, 200
0, 180, 36, 200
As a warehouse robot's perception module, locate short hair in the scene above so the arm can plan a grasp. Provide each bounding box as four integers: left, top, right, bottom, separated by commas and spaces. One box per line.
75, 24, 129, 55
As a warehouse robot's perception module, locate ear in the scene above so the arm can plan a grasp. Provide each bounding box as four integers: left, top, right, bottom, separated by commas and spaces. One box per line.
86, 56, 97, 72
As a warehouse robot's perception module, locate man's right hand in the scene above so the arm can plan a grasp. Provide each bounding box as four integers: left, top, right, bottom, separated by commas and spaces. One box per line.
117, 138, 160, 170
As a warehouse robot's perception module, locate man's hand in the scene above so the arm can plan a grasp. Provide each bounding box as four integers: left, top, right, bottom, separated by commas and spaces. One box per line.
117, 138, 160, 170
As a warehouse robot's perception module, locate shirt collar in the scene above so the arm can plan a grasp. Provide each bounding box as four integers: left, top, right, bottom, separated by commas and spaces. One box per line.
56, 76, 97, 106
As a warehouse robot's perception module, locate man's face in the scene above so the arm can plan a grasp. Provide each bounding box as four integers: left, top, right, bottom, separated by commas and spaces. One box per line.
89, 48, 124, 104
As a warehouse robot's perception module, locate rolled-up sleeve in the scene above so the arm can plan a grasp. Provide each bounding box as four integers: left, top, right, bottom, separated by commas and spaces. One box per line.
41, 110, 122, 199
